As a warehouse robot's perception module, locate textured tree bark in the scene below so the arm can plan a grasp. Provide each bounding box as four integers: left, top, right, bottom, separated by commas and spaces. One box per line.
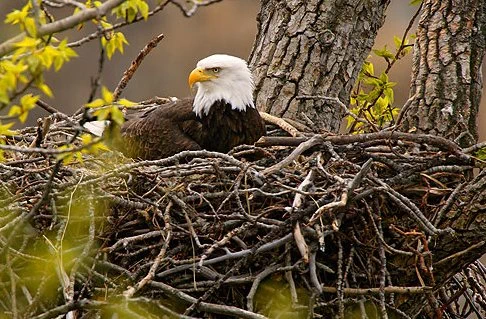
249, 0, 390, 133
247, 0, 486, 317
401, 0, 486, 147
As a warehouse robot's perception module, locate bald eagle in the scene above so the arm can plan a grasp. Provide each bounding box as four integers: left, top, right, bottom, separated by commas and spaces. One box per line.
87, 55, 265, 160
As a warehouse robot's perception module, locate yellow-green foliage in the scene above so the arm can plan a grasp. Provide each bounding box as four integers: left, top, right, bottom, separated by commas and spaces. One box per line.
52, 85, 138, 165
474, 147, 486, 161
56, 133, 110, 165
102, 30, 129, 59
348, 35, 414, 133
2, 4, 78, 107
254, 275, 310, 318
0, 0, 145, 162
0, 122, 17, 161
349, 66, 397, 132
54, 85, 137, 165
4, 2, 39, 36
86, 86, 135, 125
112, 0, 149, 22
0, 186, 107, 316
8, 93, 39, 123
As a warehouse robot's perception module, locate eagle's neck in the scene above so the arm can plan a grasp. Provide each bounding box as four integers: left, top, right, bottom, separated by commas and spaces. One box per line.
192, 81, 255, 118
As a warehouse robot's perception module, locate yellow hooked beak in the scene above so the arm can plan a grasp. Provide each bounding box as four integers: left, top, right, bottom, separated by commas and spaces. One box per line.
188, 67, 216, 89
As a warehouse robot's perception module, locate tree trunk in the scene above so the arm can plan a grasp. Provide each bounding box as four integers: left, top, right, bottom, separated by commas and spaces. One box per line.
401, 0, 486, 147
249, 0, 390, 132
384, 1, 486, 315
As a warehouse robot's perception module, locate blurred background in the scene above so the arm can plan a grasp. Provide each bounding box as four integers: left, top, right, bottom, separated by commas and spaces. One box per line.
0, 1, 484, 139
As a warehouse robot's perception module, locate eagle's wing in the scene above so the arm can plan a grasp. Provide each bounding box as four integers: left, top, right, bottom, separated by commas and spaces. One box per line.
115, 98, 203, 160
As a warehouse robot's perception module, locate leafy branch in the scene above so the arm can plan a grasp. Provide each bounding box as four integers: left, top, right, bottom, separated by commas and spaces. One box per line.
347, 2, 423, 134
0, 0, 126, 57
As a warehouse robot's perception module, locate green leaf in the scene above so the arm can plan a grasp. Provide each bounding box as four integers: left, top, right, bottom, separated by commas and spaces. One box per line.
118, 98, 137, 107
80, 133, 109, 155
112, 0, 149, 22
384, 87, 394, 105
0, 91, 9, 105
394, 36, 411, 58
362, 77, 381, 87
4, 4, 31, 25
372, 46, 395, 60
402, 46, 413, 56
75, 151, 84, 164
8, 93, 39, 123
393, 36, 403, 50
101, 28, 128, 59
24, 17, 37, 36
26, 54, 42, 73
39, 46, 58, 69
127, 8, 137, 22
106, 40, 115, 59
373, 96, 388, 114
113, 32, 128, 56
85, 98, 105, 108
20, 93, 39, 110
101, 86, 114, 104
410, 0, 422, 5
110, 106, 125, 125
14, 36, 41, 49
475, 147, 486, 160
0, 122, 17, 136
366, 88, 382, 103
81, 133, 93, 145
356, 92, 369, 103
0, 139, 6, 162
1, 60, 28, 74
379, 72, 389, 84
8, 105, 22, 117
19, 111, 29, 123
38, 83, 54, 98
53, 56, 64, 71
56, 146, 74, 165
52, 40, 78, 71
8, 94, 39, 123
137, 0, 149, 20
94, 108, 110, 121
361, 61, 374, 76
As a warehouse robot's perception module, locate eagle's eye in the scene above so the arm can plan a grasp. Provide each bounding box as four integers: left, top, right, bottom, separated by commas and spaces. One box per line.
211, 67, 220, 73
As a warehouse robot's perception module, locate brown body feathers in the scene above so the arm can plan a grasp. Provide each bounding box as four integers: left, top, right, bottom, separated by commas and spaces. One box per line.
112, 98, 265, 160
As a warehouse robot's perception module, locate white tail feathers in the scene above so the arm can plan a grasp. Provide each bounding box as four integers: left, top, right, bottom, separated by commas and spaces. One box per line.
83, 120, 109, 137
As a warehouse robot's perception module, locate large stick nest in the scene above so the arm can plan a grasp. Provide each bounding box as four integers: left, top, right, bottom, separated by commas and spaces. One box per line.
1, 108, 486, 319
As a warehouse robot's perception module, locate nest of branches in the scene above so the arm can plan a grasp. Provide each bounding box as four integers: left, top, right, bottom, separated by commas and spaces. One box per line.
1, 109, 486, 319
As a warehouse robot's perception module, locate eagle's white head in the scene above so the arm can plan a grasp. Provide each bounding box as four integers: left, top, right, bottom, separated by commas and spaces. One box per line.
188, 54, 255, 118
